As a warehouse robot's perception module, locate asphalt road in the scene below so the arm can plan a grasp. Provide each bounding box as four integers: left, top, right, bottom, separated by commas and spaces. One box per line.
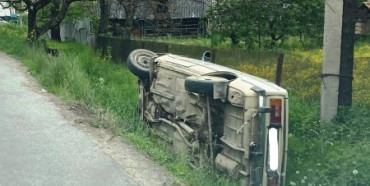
0, 53, 138, 186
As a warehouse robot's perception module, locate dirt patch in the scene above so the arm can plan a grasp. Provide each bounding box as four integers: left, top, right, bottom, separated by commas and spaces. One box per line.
1, 52, 183, 186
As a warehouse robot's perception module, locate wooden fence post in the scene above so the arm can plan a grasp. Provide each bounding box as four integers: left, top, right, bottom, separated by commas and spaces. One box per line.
275, 53, 284, 86
211, 49, 217, 63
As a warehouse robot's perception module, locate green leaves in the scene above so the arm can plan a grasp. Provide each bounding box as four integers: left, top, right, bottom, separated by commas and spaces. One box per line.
207, 0, 324, 49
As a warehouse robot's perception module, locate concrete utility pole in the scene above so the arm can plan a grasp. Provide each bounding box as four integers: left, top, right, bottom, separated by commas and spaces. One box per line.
321, 0, 356, 123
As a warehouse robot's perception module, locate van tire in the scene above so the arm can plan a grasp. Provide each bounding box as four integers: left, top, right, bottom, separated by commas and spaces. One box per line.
185, 76, 229, 99
127, 49, 157, 80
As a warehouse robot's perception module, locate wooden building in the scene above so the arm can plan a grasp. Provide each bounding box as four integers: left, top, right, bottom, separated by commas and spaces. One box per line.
355, 1, 370, 35
0, 3, 17, 22
110, 0, 211, 37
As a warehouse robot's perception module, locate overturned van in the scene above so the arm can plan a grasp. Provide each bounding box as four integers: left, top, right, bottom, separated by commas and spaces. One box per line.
127, 49, 288, 186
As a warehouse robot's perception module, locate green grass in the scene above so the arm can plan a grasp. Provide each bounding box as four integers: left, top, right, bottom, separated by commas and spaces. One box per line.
286, 92, 370, 185
1, 24, 369, 185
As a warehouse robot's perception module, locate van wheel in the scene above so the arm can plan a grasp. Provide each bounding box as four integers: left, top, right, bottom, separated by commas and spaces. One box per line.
185, 76, 229, 99
127, 49, 157, 80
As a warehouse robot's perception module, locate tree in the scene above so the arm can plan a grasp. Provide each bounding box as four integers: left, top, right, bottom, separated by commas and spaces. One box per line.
0, 0, 78, 42
291, 0, 324, 45
207, 0, 245, 46
207, 0, 325, 49
96, 0, 111, 56
50, 0, 62, 41
98, 0, 111, 36
116, 0, 146, 36
114, 0, 169, 36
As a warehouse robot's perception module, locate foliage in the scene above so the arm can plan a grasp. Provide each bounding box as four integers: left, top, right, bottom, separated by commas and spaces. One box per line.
0, 24, 28, 52
36, 3, 52, 27
207, 0, 324, 49
0, 0, 82, 41
63, 2, 99, 23
35, 1, 96, 25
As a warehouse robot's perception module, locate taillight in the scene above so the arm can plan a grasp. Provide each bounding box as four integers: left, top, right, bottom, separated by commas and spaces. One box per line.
270, 99, 282, 127
268, 98, 283, 185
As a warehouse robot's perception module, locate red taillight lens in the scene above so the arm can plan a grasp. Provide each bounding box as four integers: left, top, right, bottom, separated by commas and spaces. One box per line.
270, 99, 282, 126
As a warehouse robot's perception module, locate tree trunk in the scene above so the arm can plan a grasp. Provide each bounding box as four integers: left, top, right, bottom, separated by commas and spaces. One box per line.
97, 0, 111, 56
230, 32, 239, 46
27, 8, 37, 42
51, 25, 61, 41
98, 0, 111, 36
258, 32, 261, 49
23, 0, 71, 42
125, 5, 135, 37
37, 0, 73, 38
50, 0, 61, 41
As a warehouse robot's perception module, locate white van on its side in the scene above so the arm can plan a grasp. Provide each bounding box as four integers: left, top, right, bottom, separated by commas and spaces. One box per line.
127, 49, 289, 186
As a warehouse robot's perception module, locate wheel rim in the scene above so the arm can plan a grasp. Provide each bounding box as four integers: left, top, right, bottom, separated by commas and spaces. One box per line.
136, 55, 151, 68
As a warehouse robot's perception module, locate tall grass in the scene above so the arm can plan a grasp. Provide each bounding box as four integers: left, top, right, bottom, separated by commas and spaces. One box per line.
1, 24, 369, 185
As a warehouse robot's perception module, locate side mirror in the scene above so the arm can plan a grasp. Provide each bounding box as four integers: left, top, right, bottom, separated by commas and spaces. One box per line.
202, 51, 212, 63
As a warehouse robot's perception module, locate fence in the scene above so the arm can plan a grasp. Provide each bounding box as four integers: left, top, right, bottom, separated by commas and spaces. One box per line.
95, 36, 280, 67
60, 19, 96, 47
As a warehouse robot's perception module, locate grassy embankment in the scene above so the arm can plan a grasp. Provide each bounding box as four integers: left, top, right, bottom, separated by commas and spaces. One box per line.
1, 24, 369, 185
